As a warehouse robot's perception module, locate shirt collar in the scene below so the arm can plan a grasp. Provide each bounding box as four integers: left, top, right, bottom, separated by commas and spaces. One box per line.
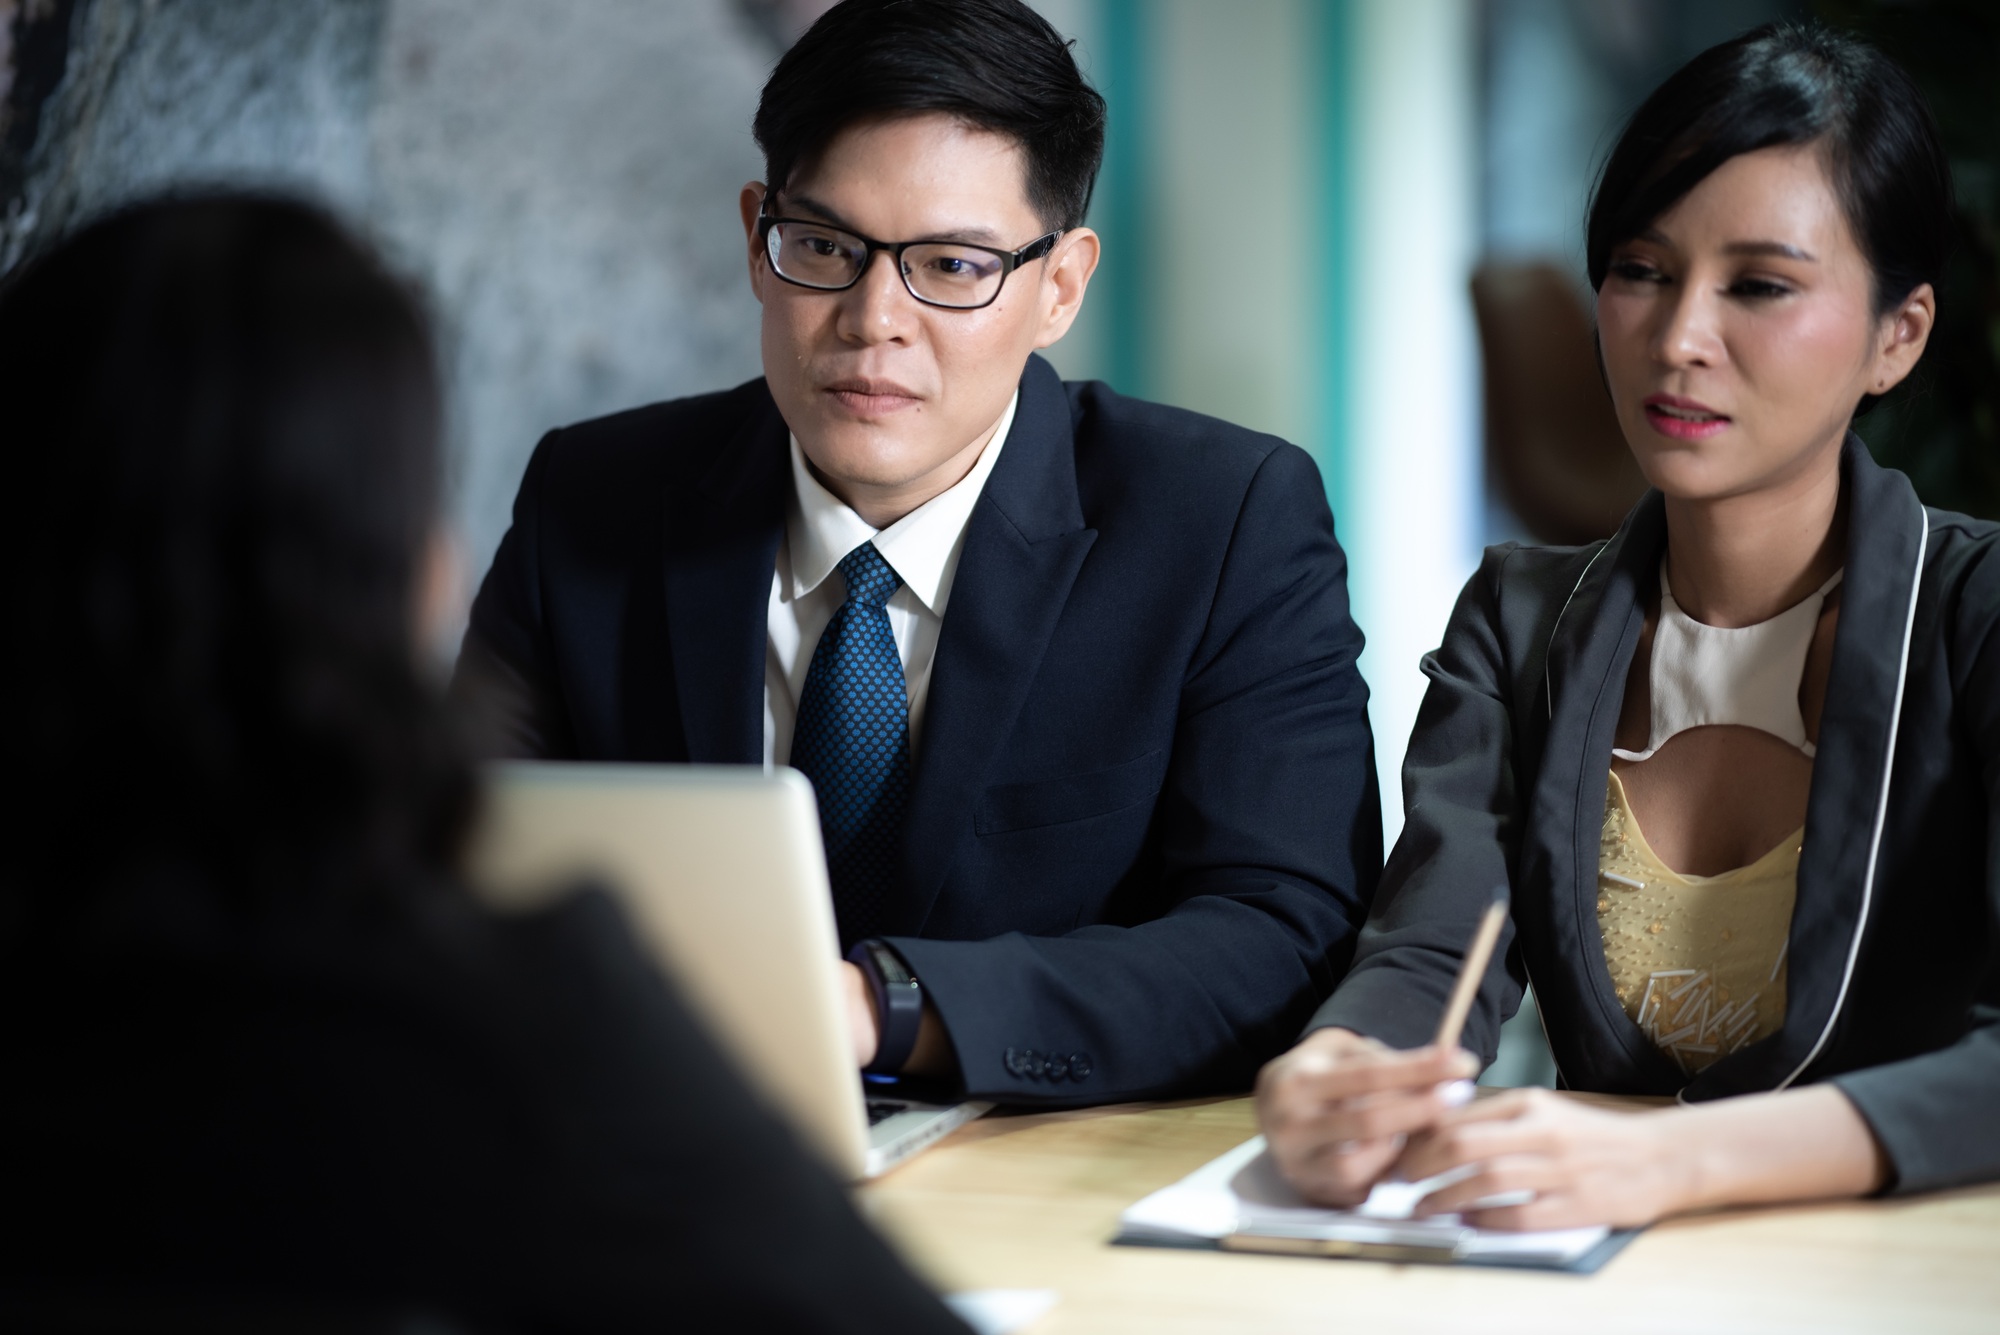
785, 388, 1019, 616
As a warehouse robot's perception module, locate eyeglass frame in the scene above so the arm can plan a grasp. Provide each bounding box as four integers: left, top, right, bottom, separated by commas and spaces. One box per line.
755, 204, 1064, 311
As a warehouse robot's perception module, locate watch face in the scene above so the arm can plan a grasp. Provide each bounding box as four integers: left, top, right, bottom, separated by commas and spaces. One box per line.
872, 944, 914, 988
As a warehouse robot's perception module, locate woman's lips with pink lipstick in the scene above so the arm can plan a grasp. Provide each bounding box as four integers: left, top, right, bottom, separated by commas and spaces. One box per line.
824, 377, 922, 417
1643, 393, 1731, 440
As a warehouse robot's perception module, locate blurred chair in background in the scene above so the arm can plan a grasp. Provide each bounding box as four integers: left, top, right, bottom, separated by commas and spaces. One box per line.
1472, 261, 1647, 544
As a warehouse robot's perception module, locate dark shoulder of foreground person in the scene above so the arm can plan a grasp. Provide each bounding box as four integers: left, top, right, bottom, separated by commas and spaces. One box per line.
0, 877, 968, 1335
446, 885, 970, 1333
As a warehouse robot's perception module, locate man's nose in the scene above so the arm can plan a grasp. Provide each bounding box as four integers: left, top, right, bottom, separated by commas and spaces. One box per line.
836, 249, 918, 345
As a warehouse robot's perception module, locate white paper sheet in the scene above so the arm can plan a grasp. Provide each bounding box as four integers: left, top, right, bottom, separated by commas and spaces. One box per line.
944, 1288, 1059, 1334
1119, 1135, 1607, 1263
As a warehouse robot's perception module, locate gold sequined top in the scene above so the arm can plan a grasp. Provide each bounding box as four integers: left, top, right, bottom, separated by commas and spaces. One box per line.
1597, 770, 1798, 1075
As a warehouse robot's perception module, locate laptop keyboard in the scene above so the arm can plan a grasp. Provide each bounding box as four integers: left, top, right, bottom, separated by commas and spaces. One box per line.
866, 1099, 909, 1126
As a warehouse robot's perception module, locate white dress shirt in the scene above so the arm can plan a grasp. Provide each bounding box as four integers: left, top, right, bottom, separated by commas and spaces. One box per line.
763, 391, 1019, 767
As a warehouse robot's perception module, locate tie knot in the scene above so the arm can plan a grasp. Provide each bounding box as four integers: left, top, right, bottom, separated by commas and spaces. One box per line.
837, 543, 901, 610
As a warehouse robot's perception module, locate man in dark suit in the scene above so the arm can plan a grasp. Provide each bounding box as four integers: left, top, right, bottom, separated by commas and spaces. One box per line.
457, 0, 1381, 1106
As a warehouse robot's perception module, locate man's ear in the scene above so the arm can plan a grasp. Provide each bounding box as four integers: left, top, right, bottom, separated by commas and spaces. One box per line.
1033, 226, 1101, 350
740, 183, 770, 302
1867, 281, 1936, 397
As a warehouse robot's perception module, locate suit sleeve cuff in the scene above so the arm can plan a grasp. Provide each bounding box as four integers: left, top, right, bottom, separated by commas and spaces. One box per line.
883, 935, 1104, 1105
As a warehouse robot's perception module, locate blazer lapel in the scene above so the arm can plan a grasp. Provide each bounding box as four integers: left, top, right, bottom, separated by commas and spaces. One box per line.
1526, 494, 1685, 1092
662, 384, 788, 765
1688, 435, 1929, 1098
893, 356, 1097, 932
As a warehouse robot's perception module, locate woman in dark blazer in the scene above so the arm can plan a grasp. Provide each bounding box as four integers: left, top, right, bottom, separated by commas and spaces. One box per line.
1258, 22, 2000, 1229
0, 195, 966, 1333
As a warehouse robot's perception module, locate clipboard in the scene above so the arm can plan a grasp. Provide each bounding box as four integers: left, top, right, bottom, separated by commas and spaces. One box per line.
1164, 1224, 1641, 1274
1113, 1136, 1643, 1274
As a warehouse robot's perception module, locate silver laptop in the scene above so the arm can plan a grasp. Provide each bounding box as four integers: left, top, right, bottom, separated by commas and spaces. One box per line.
467, 762, 989, 1179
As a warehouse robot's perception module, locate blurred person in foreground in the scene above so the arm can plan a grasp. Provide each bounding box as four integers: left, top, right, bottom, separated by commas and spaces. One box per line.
457, 0, 1379, 1105
1258, 22, 2000, 1227
0, 193, 967, 1334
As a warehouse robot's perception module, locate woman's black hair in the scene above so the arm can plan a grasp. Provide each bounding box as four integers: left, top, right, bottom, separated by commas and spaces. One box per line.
1587, 21, 1954, 318
0, 193, 476, 916
753, 0, 1106, 231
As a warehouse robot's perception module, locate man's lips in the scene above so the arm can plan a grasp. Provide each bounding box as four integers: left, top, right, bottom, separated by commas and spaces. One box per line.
1643, 393, 1731, 441
822, 379, 923, 416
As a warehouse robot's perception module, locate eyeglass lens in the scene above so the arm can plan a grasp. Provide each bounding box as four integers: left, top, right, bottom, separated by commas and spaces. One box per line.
765, 221, 1009, 308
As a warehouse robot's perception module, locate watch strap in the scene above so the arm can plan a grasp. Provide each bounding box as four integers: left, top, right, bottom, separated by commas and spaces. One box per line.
848, 938, 923, 1074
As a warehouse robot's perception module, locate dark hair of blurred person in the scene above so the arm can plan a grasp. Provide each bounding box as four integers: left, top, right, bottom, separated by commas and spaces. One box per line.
753, 0, 1106, 231
4, 189, 472, 917
0, 194, 967, 1335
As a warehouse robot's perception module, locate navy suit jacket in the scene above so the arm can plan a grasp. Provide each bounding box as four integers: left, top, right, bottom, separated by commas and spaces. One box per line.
457, 354, 1381, 1105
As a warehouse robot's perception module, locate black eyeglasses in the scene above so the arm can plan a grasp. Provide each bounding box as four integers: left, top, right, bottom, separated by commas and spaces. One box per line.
757, 208, 1062, 311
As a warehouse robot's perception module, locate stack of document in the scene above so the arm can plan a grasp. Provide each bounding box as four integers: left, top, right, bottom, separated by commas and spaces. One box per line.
1117, 1136, 1626, 1272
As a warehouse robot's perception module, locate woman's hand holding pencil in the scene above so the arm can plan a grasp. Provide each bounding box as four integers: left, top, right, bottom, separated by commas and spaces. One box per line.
1255, 1030, 1480, 1206
1254, 897, 1507, 1208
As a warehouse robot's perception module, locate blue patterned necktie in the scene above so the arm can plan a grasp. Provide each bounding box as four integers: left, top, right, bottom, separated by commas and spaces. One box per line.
790, 542, 912, 947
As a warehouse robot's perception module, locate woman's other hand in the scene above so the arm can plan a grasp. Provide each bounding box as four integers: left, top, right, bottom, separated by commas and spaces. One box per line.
1400, 1088, 1688, 1230
1256, 1027, 1479, 1206
1400, 1084, 1888, 1231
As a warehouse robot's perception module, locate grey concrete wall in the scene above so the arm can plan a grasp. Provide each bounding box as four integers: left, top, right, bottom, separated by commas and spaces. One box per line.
1, 0, 384, 269
368, 0, 772, 602
2, 0, 783, 631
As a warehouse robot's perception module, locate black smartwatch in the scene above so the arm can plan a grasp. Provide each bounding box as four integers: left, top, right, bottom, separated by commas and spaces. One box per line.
848, 938, 923, 1074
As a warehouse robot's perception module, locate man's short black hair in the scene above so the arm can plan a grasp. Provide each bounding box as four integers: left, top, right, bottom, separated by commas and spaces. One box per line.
753, 0, 1107, 232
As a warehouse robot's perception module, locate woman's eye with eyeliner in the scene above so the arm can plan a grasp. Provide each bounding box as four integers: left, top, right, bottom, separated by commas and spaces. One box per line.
1729, 278, 1792, 299
1609, 258, 1666, 284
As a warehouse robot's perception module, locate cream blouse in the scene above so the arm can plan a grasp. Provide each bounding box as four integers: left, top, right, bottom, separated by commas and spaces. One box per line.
1596, 770, 1798, 1075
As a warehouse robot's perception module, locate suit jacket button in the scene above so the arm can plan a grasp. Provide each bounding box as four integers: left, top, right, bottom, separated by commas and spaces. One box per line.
1068, 1052, 1092, 1081
1003, 1046, 1026, 1077
1020, 1048, 1044, 1078
1044, 1052, 1070, 1080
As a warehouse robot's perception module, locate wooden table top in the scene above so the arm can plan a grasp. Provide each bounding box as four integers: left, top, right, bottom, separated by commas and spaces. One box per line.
856, 1094, 2000, 1334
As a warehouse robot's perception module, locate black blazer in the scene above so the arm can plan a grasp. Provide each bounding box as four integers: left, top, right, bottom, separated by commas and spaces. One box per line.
458, 354, 1381, 1105
0, 875, 967, 1334
1311, 436, 2000, 1194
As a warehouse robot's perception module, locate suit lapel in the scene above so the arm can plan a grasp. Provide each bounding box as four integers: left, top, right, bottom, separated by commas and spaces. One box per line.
1542, 439, 1930, 1098
1688, 435, 1928, 1098
1528, 494, 1686, 1091
893, 356, 1097, 932
662, 384, 788, 765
